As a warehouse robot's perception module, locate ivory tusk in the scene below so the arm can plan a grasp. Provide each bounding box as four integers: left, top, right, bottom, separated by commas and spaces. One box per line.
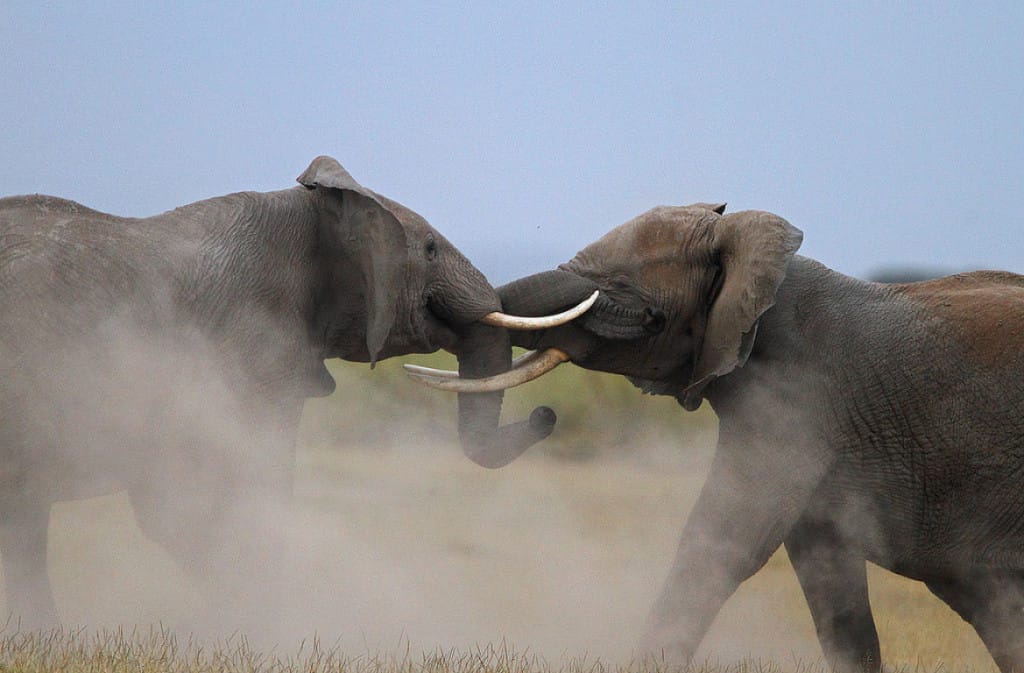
404, 348, 570, 392
403, 350, 549, 380
479, 291, 599, 330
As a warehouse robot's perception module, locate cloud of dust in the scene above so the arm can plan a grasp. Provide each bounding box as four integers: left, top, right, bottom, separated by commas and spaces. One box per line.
4, 310, 832, 667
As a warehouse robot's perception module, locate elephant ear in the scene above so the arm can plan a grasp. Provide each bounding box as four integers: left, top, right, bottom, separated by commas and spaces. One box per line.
298, 156, 407, 365
680, 211, 803, 410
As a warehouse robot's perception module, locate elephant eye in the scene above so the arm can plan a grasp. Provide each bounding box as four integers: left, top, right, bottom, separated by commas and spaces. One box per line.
425, 235, 438, 261
603, 279, 636, 303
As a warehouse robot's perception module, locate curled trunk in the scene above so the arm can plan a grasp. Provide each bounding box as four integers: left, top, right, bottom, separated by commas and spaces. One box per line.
454, 323, 556, 468
427, 264, 600, 467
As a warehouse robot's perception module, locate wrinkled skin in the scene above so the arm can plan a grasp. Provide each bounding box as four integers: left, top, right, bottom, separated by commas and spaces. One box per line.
498, 204, 1024, 672
0, 156, 550, 628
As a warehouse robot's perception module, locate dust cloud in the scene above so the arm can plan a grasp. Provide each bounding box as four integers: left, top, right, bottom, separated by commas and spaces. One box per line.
2, 322, 822, 666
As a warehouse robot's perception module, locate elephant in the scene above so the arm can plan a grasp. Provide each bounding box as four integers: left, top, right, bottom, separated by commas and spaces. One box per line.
0, 155, 589, 628
407, 202, 1024, 672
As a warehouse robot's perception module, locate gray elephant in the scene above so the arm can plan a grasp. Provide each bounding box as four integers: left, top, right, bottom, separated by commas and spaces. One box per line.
0, 156, 587, 628
408, 203, 1024, 672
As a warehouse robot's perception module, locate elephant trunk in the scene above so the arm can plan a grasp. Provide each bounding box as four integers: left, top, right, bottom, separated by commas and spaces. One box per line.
500, 269, 660, 341
497, 269, 600, 346
415, 257, 604, 466
454, 323, 556, 469
430, 256, 557, 468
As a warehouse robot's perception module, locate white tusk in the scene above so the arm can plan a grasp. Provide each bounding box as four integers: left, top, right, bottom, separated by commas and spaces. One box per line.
404, 348, 570, 392
402, 350, 547, 380
479, 290, 598, 330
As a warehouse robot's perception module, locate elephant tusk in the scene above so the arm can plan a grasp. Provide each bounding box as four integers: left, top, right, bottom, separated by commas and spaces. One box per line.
403, 350, 547, 380
404, 348, 570, 392
479, 290, 599, 330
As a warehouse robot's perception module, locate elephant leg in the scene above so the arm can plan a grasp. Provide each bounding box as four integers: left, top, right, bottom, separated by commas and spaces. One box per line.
127, 403, 294, 579
128, 481, 211, 577
0, 499, 58, 628
127, 416, 298, 637
639, 435, 829, 665
925, 572, 1024, 673
785, 517, 880, 673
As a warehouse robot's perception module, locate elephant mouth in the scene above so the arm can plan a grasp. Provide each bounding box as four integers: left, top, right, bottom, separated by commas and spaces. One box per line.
422, 310, 460, 354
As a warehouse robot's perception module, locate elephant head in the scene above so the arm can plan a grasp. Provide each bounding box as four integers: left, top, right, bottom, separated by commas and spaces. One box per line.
297, 157, 594, 467
405, 202, 801, 418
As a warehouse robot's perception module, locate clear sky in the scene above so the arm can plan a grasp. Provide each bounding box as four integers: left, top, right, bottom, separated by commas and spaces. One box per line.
2, 3, 1021, 283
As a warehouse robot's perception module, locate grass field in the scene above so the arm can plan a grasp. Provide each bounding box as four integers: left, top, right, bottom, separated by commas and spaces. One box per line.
0, 354, 1000, 672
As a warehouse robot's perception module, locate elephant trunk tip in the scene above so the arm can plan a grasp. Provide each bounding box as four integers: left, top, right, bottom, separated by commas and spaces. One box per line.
460, 405, 557, 470
528, 405, 557, 438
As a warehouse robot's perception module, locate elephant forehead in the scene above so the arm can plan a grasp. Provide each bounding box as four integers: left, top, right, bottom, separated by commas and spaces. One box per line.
574, 206, 714, 271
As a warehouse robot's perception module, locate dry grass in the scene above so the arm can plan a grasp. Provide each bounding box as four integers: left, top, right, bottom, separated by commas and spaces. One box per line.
0, 356, 1002, 672
0, 627, 995, 673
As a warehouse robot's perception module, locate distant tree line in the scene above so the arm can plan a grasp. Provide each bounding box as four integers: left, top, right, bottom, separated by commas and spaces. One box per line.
867, 267, 951, 283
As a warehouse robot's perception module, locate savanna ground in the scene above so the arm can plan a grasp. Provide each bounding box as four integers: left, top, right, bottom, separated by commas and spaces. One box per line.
0, 354, 997, 672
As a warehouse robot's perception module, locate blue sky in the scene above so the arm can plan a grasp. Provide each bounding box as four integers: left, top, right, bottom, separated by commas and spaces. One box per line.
2, 3, 1021, 283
